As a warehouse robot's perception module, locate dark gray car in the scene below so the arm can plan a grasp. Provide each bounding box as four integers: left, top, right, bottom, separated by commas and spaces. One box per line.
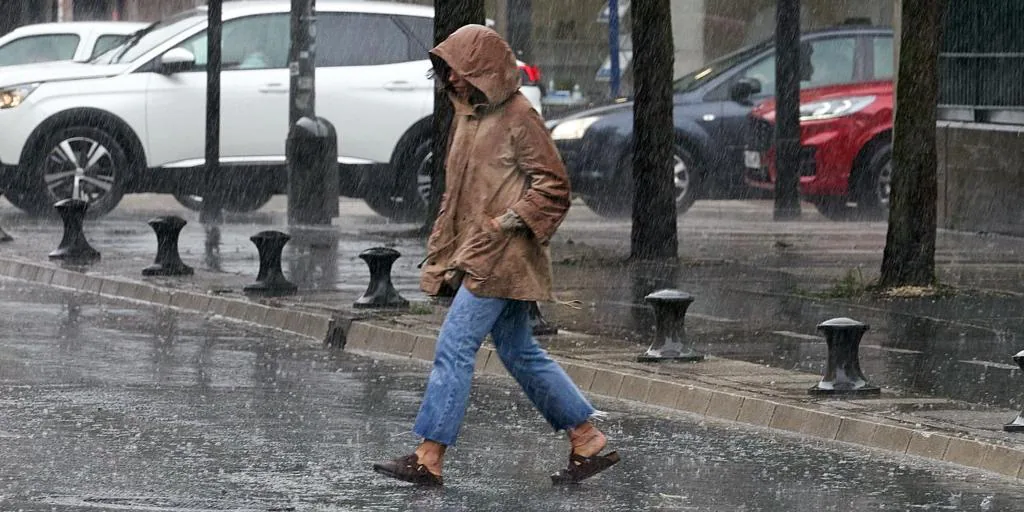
548, 24, 894, 218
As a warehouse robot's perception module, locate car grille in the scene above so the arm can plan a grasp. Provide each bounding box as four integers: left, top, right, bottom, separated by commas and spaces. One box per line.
749, 117, 774, 152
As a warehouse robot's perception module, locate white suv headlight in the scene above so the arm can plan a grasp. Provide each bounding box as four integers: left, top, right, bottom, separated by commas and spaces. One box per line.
551, 116, 599, 141
0, 83, 40, 109
799, 96, 875, 121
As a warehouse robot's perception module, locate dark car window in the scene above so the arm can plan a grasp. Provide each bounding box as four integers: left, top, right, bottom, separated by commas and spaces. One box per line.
0, 34, 80, 66
175, 14, 290, 70
872, 36, 894, 79
114, 10, 205, 63
91, 34, 131, 59
805, 37, 857, 87
734, 36, 859, 94
317, 13, 417, 67
674, 41, 772, 93
396, 14, 433, 56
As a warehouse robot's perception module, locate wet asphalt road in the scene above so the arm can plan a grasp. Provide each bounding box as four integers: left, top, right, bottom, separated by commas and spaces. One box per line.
2, 281, 1024, 511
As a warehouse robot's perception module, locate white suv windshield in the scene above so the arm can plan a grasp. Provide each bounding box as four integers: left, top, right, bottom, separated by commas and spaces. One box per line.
106, 9, 206, 64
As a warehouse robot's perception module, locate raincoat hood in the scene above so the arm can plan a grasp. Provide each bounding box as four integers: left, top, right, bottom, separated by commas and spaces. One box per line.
430, 24, 521, 107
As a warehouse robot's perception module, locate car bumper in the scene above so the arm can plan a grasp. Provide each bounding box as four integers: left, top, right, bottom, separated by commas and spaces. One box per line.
743, 117, 860, 197
554, 134, 623, 195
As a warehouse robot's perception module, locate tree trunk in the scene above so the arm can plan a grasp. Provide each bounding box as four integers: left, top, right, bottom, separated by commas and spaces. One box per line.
878, 0, 945, 288
629, 0, 678, 260
424, 1, 486, 233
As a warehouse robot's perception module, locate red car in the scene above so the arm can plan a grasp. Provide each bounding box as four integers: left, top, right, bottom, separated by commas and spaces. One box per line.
744, 80, 893, 220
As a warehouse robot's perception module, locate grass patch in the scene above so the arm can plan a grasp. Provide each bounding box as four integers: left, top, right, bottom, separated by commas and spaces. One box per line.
805, 268, 961, 300
819, 268, 871, 299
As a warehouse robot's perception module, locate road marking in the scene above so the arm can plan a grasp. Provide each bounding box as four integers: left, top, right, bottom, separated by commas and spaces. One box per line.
688, 312, 740, 323
598, 301, 740, 323
773, 330, 821, 341
861, 344, 923, 355
958, 359, 1020, 371
772, 332, 924, 355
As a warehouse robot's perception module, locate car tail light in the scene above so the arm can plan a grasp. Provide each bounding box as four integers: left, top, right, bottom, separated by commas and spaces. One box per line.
519, 64, 541, 85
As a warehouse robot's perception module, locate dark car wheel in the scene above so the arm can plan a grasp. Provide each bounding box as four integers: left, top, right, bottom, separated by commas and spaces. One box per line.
852, 142, 892, 220
19, 126, 128, 218
365, 137, 432, 223
812, 143, 891, 222
582, 145, 702, 218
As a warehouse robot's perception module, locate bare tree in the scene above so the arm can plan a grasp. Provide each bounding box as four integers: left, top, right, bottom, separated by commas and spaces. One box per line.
629, 0, 678, 260
424, 1, 486, 232
879, 0, 946, 288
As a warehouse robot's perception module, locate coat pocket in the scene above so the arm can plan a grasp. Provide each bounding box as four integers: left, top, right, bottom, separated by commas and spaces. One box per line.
454, 224, 513, 281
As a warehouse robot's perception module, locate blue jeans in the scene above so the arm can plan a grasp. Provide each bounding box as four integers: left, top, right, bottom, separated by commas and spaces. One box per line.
413, 286, 596, 446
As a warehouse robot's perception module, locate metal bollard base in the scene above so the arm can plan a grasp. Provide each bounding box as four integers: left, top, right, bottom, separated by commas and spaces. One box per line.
808, 383, 881, 396
142, 263, 194, 277
1005, 414, 1024, 432
529, 302, 558, 336
353, 294, 409, 309
533, 323, 559, 336
637, 348, 705, 363
49, 245, 100, 263
244, 279, 298, 297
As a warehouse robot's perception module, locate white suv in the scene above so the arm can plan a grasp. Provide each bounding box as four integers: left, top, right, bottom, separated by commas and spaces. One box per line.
0, 1, 543, 219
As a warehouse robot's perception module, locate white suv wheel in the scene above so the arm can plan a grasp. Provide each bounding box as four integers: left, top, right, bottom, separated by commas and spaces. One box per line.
43, 136, 117, 205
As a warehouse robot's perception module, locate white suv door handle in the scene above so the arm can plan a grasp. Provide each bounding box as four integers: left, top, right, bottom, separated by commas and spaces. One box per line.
258, 83, 288, 94
383, 81, 415, 91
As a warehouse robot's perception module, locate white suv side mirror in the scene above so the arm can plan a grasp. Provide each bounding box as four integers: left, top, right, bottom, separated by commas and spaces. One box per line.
159, 48, 196, 74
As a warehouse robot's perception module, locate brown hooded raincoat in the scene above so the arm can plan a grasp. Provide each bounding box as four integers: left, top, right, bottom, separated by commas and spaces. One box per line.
420, 25, 571, 302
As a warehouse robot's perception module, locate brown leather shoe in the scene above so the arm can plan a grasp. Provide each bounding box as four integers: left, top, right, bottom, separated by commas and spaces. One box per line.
550, 450, 621, 485
372, 454, 444, 486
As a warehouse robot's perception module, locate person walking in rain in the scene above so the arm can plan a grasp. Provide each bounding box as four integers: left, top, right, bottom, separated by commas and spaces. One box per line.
372, 24, 619, 487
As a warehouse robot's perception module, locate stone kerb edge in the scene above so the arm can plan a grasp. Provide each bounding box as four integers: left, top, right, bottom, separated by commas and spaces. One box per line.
0, 256, 335, 345
342, 318, 1024, 481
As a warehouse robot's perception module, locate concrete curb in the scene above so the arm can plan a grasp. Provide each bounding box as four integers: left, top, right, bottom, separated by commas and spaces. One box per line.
344, 321, 1024, 481
0, 256, 349, 348
3, 254, 1024, 481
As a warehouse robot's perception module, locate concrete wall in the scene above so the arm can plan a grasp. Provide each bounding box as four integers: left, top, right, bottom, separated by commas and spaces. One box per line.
937, 123, 1024, 236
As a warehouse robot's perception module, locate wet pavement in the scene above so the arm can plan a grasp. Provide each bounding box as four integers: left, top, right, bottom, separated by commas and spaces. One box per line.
4, 281, 1024, 511
6, 195, 1024, 413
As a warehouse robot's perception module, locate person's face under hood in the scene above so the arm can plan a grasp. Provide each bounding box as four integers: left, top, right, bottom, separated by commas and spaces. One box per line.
430, 24, 522, 108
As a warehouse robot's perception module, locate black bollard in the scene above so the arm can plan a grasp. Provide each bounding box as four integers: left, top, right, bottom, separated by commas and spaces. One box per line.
0, 192, 11, 242
49, 199, 100, 263
530, 302, 558, 336
354, 247, 408, 309
243, 231, 297, 296
1005, 350, 1024, 432
143, 216, 193, 276
809, 317, 880, 396
637, 289, 704, 362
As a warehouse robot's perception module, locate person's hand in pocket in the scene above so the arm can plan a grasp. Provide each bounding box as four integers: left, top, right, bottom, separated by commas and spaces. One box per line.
490, 209, 527, 233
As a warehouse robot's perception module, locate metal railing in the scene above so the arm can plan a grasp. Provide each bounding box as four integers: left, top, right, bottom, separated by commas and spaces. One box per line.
938, 0, 1024, 124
